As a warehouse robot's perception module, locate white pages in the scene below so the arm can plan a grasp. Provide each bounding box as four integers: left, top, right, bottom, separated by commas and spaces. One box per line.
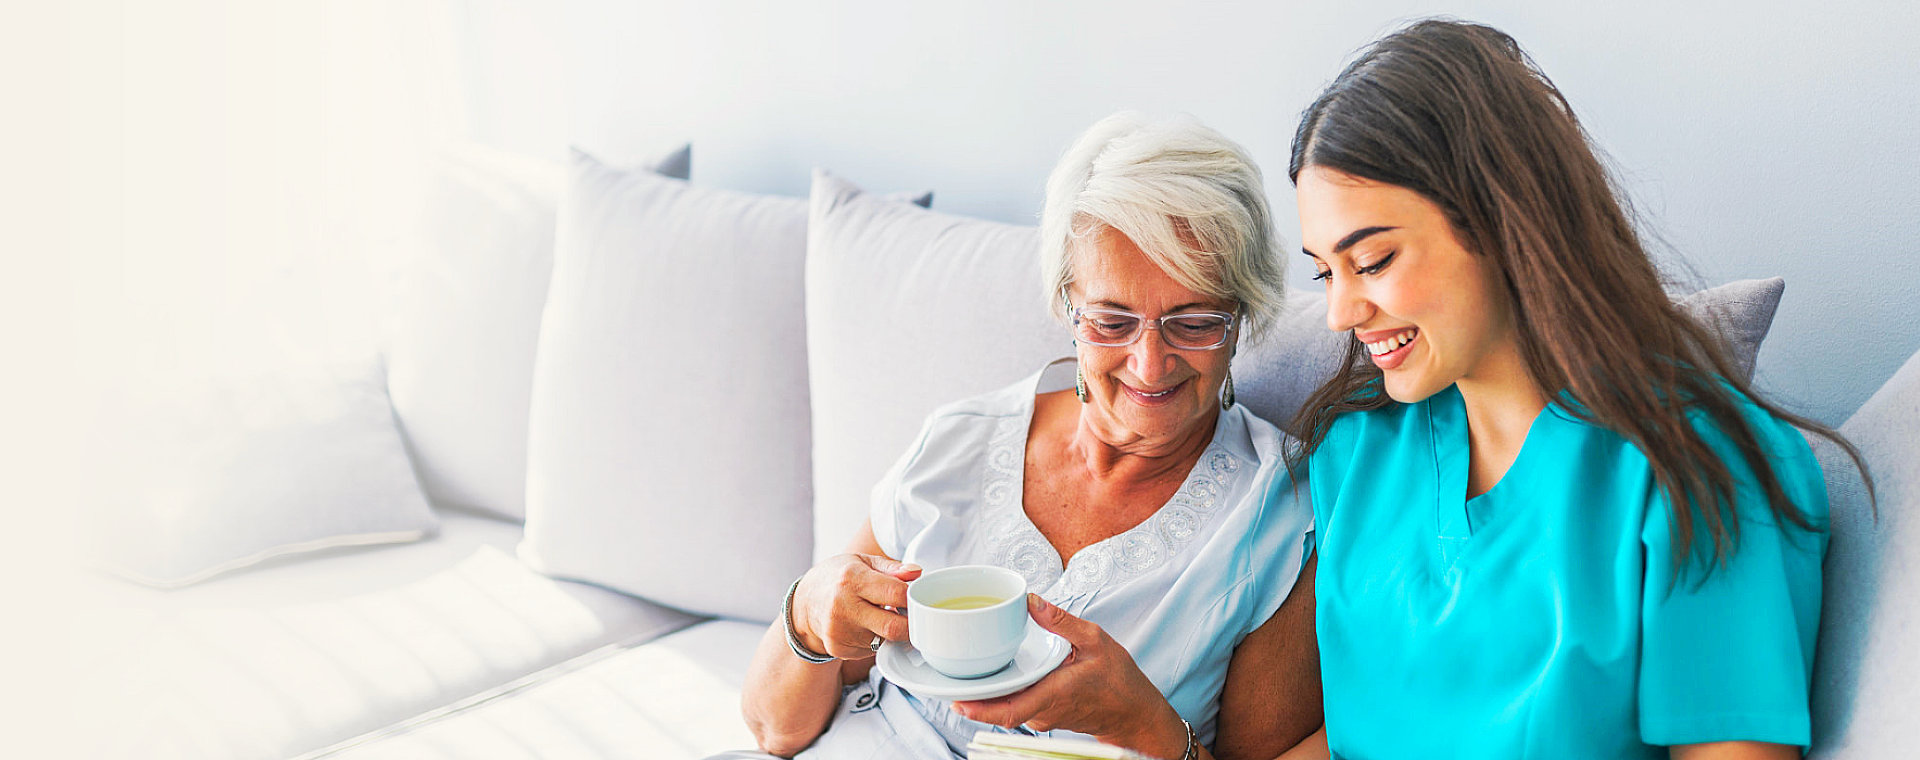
967, 731, 1158, 760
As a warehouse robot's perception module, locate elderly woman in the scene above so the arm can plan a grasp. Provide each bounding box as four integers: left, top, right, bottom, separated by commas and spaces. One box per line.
735, 112, 1320, 760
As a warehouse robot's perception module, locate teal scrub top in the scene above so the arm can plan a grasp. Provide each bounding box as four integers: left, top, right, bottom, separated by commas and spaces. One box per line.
1304, 385, 1828, 759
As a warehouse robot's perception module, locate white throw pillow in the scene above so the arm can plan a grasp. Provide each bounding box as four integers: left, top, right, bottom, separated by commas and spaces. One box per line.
92, 358, 436, 588
805, 171, 1065, 561
520, 156, 925, 621
387, 143, 690, 521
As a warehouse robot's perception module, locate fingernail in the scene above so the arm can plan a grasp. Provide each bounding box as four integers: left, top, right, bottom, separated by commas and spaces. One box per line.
903, 564, 921, 573
1027, 593, 1042, 610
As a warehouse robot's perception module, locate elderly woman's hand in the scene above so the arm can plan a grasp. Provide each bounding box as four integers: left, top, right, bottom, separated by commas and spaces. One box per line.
792, 553, 921, 660
952, 594, 1193, 759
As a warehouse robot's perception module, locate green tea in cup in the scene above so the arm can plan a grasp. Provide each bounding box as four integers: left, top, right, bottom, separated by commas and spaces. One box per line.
929, 595, 1005, 610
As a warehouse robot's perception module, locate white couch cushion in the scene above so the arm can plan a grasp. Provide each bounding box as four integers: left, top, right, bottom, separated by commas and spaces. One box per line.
388, 143, 690, 521
1810, 348, 1919, 757
84, 507, 631, 613
310, 620, 765, 759
146, 549, 605, 755
91, 358, 437, 588
522, 157, 927, 622
82, 513, 702, 760
805, 170, 1065, 561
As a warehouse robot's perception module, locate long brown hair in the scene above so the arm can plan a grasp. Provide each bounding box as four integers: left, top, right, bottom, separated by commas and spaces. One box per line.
1285, 18, 1871, 579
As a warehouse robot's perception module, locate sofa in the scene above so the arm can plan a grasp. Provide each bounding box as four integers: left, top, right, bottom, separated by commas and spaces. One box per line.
79, 143, 1916, 760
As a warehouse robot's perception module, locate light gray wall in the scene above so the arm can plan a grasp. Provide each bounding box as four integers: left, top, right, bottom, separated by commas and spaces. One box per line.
541, 0, 1919, 425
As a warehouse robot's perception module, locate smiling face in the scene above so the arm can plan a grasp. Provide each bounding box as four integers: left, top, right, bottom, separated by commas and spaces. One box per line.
1068, 226, 1236, 450
1295, 166, 1522, 404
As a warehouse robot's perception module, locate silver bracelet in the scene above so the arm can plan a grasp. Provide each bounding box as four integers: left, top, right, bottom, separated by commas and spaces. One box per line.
782, 576, 835, 664
1177, 718, 1197, 760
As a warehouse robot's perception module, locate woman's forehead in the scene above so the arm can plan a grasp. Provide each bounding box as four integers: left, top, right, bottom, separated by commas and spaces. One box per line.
1296, 168, 1445, 256
1072, 265, 1226, 312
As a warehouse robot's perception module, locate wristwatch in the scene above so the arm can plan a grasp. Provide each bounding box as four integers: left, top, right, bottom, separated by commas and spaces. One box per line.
782, 576, 835, 664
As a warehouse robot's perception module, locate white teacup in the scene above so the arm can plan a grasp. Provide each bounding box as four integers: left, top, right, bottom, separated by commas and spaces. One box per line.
906, 565, 1030, 679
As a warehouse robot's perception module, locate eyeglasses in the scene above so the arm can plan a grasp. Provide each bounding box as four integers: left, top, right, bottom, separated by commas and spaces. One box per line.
1064, 290, 1239, 351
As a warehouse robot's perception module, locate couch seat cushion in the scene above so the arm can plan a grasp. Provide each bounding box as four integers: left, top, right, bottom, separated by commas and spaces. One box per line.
308, 620, 766, 759
80, 510, 702, 759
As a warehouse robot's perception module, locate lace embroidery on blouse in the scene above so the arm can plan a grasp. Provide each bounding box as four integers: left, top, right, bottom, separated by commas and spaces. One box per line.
980, 403, 1244, 597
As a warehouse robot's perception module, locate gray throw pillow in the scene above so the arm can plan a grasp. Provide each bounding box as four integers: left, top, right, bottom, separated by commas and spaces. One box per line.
1677, 276, 1786, 382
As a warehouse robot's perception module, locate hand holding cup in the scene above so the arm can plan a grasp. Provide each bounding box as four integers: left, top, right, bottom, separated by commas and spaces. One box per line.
793, 553, 920, 660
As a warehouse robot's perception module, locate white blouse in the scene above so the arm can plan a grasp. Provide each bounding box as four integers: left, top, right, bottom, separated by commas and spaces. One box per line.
803, 359, 1312, 759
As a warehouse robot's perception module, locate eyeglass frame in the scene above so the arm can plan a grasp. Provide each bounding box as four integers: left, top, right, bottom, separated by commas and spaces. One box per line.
1060, 287, 1242, 351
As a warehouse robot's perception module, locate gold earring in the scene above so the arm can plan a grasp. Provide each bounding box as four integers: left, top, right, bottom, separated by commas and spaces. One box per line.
1221, 372, 1235, 409
1076, 368, 1089, 403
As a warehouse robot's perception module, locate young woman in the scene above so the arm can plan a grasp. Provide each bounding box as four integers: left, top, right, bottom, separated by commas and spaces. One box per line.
1279, 19, 1868, 760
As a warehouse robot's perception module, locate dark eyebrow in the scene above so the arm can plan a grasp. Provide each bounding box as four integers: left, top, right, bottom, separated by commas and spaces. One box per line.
1301, 226, 1399, 259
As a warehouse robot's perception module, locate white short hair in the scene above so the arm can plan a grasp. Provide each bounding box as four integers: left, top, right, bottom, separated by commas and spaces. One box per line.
1040, 111, 1285, 340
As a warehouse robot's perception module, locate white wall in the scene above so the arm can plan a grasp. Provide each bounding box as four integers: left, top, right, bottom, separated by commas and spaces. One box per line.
528, 0, 1917, 424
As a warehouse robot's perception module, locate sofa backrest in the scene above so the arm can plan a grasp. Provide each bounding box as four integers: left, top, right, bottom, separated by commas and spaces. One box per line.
1809, 347, 1920, 757
805, 168, 1794, 563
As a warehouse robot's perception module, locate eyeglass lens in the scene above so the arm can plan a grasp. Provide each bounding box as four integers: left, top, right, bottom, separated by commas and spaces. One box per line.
1075, 311, 1230, 349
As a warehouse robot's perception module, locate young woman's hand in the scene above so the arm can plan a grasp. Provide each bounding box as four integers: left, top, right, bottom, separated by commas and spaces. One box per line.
953, 594, 1193, 760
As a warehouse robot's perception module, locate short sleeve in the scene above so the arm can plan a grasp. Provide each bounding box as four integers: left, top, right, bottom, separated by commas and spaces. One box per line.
1637, 405, 1830, 748
1258, 468, 1317, 581
1226, 463, 1315, 649
868, 411, 942, 560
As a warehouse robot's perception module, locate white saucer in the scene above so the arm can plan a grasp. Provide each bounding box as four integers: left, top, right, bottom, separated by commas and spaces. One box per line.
875, 626, 1070, 701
